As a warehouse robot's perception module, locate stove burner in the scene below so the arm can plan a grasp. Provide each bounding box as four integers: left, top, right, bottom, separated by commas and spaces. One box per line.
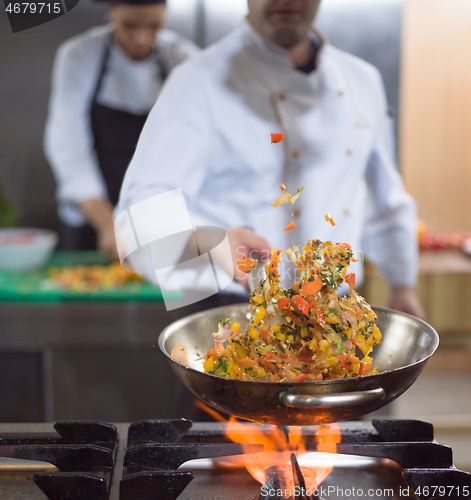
257, 454, 323, 500
0, 419, 470, 500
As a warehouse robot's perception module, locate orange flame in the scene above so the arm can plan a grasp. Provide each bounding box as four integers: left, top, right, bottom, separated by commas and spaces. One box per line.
195, 400, 341, 492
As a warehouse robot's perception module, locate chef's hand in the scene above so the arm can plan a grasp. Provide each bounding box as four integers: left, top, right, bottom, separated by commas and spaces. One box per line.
226, 228, 272, 291
78, 198, 119, 262
389, 286, 426, 320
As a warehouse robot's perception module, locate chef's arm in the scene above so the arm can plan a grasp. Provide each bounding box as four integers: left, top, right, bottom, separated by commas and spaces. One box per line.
389, 286, 425, 320
78, 198, 119, 261
44, 41, 109, 227
177, 227, 271, 291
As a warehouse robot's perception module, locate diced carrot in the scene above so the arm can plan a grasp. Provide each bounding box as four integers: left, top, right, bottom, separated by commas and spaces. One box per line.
345, 272, 356, 291
237, 257, 258, 273
272, 192, 292, 207
354, 306, 364, 321
293, 373, 308, 382
260, 352, 283, 370
324, 213, 336, 226
280, 184, 286, 190
300, 276, 322, 296
282, 221, 296, 232
359, 359, 373, 376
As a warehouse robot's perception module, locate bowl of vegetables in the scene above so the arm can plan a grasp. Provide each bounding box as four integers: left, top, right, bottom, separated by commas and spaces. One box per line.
0, 228, 59, 271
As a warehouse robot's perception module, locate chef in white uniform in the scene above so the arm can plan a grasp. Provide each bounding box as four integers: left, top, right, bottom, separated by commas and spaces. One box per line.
116, 0, 424, 319
44, 0, 199, 259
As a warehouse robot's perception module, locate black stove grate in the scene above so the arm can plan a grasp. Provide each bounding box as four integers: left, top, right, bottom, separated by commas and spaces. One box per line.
0, 419, 470, 500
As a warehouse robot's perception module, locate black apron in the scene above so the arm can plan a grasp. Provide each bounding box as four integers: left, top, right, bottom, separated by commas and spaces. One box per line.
61, 37, 166, 250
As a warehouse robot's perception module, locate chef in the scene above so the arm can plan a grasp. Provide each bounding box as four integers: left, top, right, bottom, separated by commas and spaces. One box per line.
44, 0, 199, 260
116, 0, 425, 319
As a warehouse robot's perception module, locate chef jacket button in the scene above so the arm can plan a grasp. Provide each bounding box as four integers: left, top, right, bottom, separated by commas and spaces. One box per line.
292, 208, 301, 217
292, 149, 302, 158
279, 92, 287, 100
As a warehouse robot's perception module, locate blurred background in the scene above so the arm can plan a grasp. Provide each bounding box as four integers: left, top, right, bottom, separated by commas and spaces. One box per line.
0, 0, 404, 233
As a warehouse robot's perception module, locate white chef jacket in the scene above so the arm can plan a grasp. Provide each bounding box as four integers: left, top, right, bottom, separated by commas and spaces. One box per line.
44, 24, 200, 226
117, 19, 418, 295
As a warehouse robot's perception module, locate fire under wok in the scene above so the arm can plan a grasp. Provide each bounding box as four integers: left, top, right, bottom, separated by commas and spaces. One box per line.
159, 304, 439, 425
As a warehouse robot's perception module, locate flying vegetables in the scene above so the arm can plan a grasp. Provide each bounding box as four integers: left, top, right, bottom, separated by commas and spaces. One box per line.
203, 239, 381, 382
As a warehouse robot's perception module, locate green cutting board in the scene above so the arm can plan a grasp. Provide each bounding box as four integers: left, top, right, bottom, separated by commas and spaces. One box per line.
0, 251, 182, 302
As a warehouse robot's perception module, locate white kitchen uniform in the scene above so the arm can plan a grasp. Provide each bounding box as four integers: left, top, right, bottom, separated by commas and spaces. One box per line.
44, 24, 199, 227
117, 19, 418, 297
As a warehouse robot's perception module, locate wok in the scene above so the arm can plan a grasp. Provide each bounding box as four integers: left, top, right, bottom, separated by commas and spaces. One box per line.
159, 304, 439, 425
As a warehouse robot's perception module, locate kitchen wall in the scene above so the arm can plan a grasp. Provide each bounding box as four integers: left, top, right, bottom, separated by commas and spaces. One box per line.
400, 0, 471, 232
0, 0, 107, 231
0, 0, 403, 233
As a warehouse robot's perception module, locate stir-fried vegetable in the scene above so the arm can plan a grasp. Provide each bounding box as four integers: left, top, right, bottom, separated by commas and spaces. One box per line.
325, 213, 336, 226
270, 133, 284, 143
282, 222, 296, 232
47, 262, 141, 291
237, 257, 258, 273
203, 240, 381, 382
271, 192, 292, 207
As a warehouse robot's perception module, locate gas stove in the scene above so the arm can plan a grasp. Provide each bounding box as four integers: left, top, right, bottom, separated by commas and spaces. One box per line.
0, 419, 470, 500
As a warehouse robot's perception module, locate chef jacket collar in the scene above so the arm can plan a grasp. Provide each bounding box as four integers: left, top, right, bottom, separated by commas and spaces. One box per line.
242, 17, 328, 71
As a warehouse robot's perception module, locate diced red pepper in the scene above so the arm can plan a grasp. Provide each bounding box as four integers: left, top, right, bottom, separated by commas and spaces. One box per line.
260, 351, 283, 370
345, 272, 356, 291
270, 249, 282, 279
292, 295, 310, 316
277, 297, 290, 312
315, 307, 325, 327
288, 313, 309, 326
270, 133, 284, 143
276, 296, 308, 326
297, 346, 313, 363
292, 373, 309, 382
337, 353, 349, 369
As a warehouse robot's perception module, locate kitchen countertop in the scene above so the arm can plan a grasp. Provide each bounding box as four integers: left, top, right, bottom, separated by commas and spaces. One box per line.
417, 248, 471, 273
361, 248, 471, 338
0, 250, 182, 302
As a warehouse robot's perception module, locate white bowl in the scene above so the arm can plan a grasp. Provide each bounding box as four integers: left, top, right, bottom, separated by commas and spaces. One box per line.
0, 228, 59, 271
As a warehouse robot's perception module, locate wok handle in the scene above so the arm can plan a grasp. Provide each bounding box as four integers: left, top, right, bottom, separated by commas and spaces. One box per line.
280, 387, 385, 408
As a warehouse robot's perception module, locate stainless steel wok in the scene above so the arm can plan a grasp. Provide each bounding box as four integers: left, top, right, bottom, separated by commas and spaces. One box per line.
159, 305, 439, 425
